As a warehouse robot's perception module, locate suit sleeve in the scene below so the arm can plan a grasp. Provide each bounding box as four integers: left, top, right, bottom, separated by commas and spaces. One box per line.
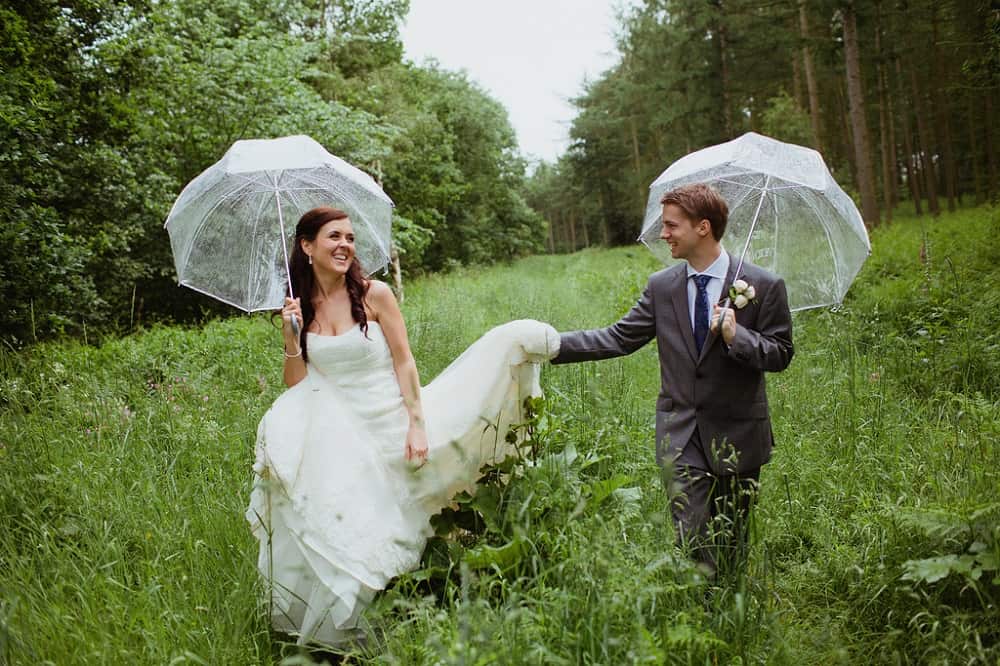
551, 283, 656, 364
726, 275, 794, 372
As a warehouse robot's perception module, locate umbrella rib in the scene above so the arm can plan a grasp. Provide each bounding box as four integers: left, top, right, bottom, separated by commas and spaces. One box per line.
715, 177, 767, 192
733, 175, 770, 281
240, 186, 357, 195
179, 280, 253, 313
772, 192, 780, 275
714, 177, 806, 194
247, 192, 271, 306
267, 170, 298, 300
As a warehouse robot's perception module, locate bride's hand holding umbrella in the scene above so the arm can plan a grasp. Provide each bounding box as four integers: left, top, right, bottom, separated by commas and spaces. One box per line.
281, 297, 302, 356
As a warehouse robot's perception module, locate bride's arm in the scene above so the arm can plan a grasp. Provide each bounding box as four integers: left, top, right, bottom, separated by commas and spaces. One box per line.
369, 281, 428, 462
282, 297, 307, 387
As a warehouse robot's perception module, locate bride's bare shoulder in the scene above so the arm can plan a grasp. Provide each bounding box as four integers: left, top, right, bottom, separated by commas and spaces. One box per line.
366, 280, 399, 317
367, 279, 395, 300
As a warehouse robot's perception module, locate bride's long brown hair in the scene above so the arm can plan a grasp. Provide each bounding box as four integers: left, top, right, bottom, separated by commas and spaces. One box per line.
288, 207, 370, 362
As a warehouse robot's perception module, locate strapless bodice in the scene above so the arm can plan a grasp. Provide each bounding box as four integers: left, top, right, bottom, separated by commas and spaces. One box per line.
305, 321, 408, 462
306, 321, 395, 383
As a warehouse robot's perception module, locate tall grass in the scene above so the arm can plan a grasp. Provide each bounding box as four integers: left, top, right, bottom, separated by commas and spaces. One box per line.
1, 205, 997, 664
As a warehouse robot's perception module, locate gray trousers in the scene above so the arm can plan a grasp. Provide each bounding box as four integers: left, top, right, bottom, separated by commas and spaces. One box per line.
665, 428, 759, 577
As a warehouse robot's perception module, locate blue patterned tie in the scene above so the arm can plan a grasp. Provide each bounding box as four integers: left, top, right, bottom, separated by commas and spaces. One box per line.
692, 274, 712, 353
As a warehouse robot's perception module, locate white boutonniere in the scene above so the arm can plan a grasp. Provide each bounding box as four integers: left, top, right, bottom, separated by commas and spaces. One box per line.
728, 279, 757, 309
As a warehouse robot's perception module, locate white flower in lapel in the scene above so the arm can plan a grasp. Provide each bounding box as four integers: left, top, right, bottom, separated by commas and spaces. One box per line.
728, 279, 757, 309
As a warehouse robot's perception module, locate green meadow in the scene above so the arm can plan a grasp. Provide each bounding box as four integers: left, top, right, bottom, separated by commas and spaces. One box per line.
1, 205, 998, 664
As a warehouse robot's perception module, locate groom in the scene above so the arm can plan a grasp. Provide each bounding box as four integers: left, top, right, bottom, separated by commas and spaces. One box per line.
551, 183, 793, 576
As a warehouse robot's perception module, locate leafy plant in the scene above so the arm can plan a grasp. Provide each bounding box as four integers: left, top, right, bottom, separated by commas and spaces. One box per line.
900, 504, 1000, 588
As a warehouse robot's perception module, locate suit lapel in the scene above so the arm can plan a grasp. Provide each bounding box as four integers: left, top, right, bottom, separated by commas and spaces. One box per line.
670, 268, 699, 362
697, 253, 739, 365
723, 251, 739, 292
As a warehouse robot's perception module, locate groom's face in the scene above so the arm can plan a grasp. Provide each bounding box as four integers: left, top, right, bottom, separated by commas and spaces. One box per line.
660, 204, 709, 261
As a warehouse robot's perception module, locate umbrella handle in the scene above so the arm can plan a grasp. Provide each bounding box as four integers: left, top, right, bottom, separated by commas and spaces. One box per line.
712, 297, 732, 333
290, 314, 300, 338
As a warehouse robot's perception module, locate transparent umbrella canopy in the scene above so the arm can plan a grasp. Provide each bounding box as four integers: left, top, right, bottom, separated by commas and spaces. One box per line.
638, 132, 871, 311
165, 135, 393, 312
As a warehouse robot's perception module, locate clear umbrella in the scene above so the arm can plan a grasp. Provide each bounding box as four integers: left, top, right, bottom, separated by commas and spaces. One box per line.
165, 134, 393, 313
638, 132, 871, 311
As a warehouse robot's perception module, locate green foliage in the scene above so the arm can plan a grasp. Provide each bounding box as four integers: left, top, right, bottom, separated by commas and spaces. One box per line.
341, 62, 546, 271
528, 0, 998, 244
1, 0, 541, 344
900, 504, 1000, 586
0, 1, 156, 340
761, 91, 815, 147
2, 206, 999, 663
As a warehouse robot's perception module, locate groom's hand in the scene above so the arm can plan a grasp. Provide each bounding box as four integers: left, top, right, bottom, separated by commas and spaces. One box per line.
712, 304, 736, 344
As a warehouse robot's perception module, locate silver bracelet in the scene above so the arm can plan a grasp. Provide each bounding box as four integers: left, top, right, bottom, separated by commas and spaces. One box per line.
284, 345, 302, 358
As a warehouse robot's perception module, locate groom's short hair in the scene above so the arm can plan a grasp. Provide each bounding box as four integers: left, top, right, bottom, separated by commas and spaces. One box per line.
660, 184, 729, 241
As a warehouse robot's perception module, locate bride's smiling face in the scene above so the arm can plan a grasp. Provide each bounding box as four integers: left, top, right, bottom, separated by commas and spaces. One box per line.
305, 217, 356, 276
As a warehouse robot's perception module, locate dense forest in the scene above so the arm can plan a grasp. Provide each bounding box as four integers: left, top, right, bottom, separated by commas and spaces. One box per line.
527, 0, 999, 252
3, 1, 998, 343
1, 0, 544, 342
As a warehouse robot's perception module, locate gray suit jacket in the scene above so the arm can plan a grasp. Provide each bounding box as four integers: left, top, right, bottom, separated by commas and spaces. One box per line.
552, 255, 793, 475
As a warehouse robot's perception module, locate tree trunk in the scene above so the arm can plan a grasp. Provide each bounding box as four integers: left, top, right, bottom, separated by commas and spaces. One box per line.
390, 246, 404, 305
370, 160, 403, 300
598, 188, 610, 246
630, 117, 641, 176
895, 57, 922, 214
630, 117, 644, 205
931, 7, 958, 211
875, 2, 895, 222
799, 0, 823, 151
569, 212, 577, 251
546, 212, 555, 253
986, 91, 998, 200
842, 2, 880, 226
968, 92, 984, 204
559, 210, 568, 253
910, 68, 941, 215
712, 0, 733, 137
719, 23, 733, 138
792, 50, 805, 110
837, 78, 858, 186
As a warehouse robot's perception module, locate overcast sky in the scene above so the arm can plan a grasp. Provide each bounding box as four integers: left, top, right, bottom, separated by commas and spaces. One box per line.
400, 0, 632, 165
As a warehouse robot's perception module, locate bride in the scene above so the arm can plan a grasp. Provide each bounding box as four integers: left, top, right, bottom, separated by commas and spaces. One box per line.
245, 206, 558, 646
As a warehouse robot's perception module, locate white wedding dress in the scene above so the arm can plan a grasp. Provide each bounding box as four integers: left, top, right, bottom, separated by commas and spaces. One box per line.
245, 319, 559, 645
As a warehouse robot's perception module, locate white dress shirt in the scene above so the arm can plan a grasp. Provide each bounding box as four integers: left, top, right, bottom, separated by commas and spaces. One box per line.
685, 250, 730, 333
